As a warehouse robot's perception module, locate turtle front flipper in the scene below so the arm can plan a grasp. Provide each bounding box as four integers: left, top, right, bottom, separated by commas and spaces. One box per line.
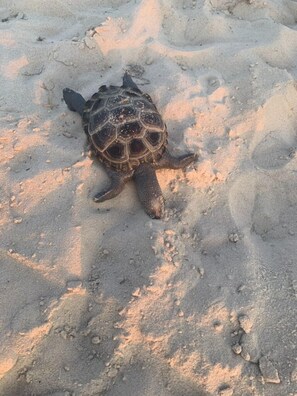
63, 88, 86, 117
93, 168, 132, 203
134, 164, 165, 219
155, 149, 197, 170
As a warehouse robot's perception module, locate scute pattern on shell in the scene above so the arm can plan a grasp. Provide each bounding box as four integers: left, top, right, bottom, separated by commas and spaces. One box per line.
82, 86, 168, 172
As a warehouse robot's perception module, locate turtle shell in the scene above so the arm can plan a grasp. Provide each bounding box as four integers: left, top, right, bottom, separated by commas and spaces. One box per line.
82, 86, 168, 172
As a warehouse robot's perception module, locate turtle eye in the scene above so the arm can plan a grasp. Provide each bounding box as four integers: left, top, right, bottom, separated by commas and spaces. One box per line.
106, 143, 124, 159
130, 139, 146, 155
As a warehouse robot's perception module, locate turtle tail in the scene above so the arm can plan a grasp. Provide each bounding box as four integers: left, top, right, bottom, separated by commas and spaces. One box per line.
122, 72, 142, 93
63, 88, 86, 117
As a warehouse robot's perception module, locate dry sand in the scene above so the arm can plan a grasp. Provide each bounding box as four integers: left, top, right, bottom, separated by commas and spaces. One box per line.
0, 0, 297, 395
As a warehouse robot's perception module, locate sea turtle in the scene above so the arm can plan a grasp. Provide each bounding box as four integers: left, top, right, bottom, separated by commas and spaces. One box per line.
63, 73, 197, 219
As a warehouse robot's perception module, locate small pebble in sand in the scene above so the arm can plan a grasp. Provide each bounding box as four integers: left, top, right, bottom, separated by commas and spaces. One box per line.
63, 131, 73, 138
107, 367, 118, 378
13, 217, 23, 224
218, 385, 233, 395
67, 280, 82, 290
236, 284, 246, 293
84, 36, 96, 49
132, 288, 141, 297
291, 366, 297, 382
60, 330, 68, 340
232, 343, 242, 355
228, 233, 239, 243
240, 349, 251, 361
197, 267, 204, 278
259, 356, 280, 384
213, 320, 223, 332
238, 314, 253, 333
145, 57, 154, 65
91, 336, 101, 345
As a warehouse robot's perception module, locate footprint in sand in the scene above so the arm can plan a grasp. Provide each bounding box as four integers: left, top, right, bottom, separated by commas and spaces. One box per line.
210, 0, 297, 27
229, 171, 297, 240
189, 72, 223, 98
228, 169, 297, 388
205, 76, 221, 96
251, 131, 295, 170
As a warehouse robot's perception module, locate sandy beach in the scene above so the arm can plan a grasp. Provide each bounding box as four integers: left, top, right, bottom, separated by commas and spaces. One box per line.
0, 0, 297, 395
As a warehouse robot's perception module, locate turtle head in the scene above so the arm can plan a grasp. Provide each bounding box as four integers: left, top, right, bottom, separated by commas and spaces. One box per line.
147, 195, 165, 219
134, 163, 165, 219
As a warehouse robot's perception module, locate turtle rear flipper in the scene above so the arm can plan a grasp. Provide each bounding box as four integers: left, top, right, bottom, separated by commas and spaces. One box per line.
63, 88, 86, 117
122, 72, 142, 93
155, 149, 198, 170
93, 168, 133, 203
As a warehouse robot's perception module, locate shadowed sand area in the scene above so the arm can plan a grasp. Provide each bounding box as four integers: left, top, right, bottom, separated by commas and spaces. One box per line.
0, 0, 297, 395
